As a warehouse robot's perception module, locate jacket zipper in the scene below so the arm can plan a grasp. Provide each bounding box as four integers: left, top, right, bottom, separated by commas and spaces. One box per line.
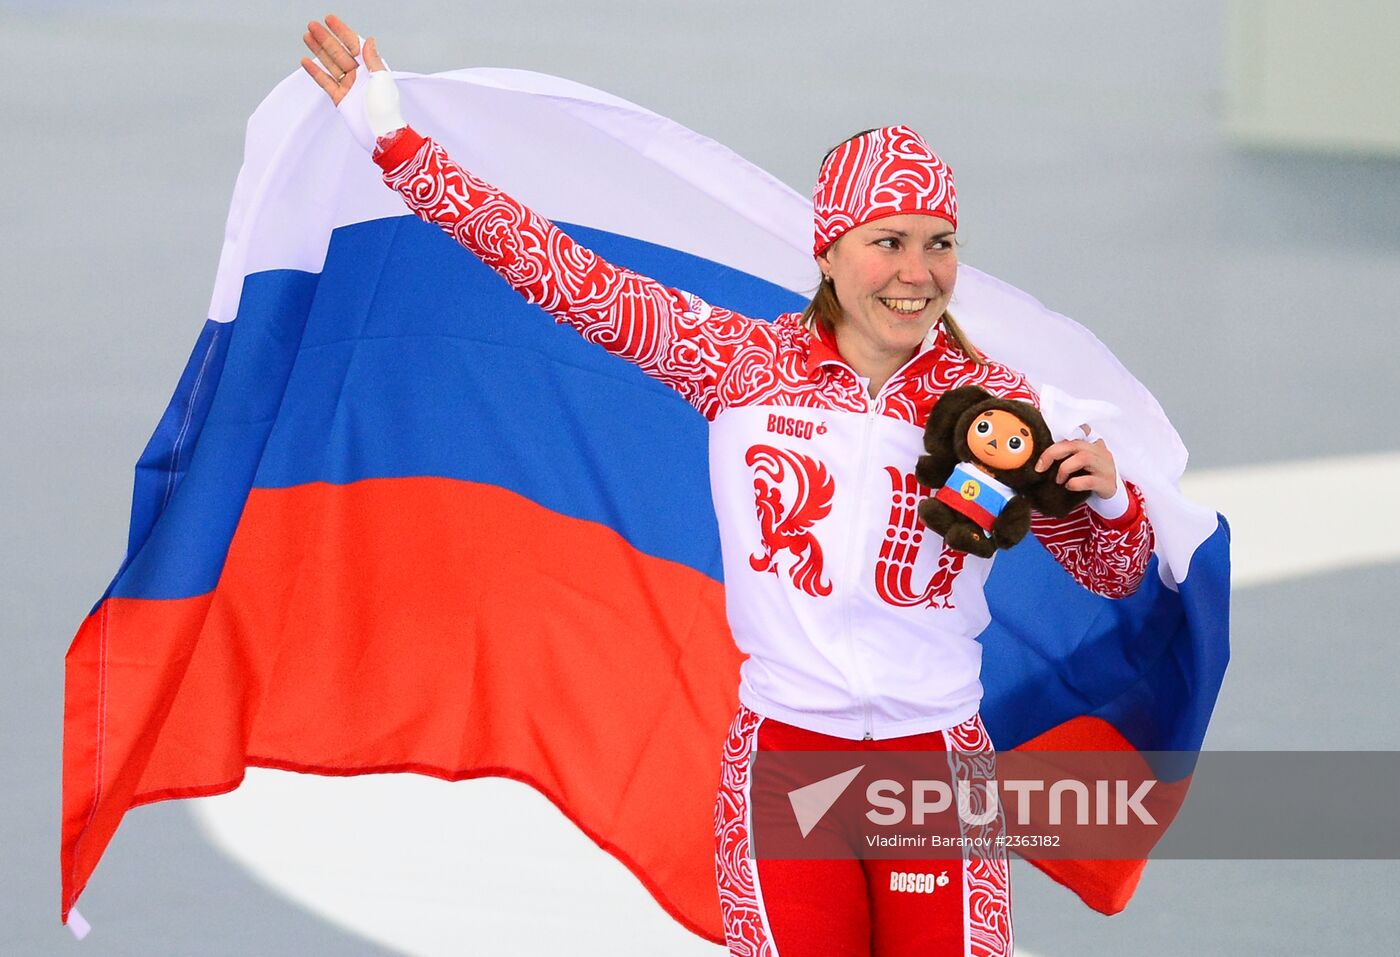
833, 349, 934, 742
844, 378, 882, 742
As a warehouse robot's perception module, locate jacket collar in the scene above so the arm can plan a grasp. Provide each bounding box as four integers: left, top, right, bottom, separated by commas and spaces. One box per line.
803, 316, 951, 385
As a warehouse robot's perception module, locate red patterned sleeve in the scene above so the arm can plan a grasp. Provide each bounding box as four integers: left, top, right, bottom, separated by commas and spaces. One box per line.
1029, 482, 1154, 598
371, 127, 761, 420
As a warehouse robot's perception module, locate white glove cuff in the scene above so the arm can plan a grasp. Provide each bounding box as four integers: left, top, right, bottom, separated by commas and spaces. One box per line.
1088, 481, 1130, 521
334, 40, 406, 151
366, 69, 405, 137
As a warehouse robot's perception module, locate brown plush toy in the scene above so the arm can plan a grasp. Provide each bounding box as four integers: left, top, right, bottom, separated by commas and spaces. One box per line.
915, 385, 1091, 558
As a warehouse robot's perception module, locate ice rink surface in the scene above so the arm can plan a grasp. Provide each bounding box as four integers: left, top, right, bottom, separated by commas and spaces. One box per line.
4, 1, 1398, 953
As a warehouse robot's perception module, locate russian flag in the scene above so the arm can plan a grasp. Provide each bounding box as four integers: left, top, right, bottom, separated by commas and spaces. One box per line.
61, 67, 1230, 937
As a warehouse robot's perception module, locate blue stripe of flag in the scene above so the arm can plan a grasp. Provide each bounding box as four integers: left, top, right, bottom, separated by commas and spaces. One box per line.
110, 215, 804, 601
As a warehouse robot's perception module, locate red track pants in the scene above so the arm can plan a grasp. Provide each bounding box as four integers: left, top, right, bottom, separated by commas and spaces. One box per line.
714, 705, 1012, 956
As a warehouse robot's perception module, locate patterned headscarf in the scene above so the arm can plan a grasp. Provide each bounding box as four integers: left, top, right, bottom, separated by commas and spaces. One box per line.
812, 125, 957, 256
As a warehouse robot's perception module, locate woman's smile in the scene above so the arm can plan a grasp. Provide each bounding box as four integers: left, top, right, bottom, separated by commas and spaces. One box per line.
878, 296, 931, 315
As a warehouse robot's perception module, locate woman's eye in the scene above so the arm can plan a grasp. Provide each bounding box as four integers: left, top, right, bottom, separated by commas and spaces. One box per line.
975, 419, 992, 435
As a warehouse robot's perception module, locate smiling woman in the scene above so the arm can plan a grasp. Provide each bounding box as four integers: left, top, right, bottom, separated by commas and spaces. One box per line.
284, 13, 1161, 956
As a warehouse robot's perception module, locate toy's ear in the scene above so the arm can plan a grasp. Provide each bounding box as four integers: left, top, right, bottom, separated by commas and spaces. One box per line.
923, 386, 993, 453
1020, 472, 1093, 518
1015, 409, 1093, 515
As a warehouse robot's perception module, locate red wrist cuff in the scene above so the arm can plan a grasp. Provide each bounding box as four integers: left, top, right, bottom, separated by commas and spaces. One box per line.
373, 127, 426, 172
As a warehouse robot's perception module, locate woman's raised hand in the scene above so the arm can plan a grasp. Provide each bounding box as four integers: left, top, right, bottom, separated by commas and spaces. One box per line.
300, 14, 388, 106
